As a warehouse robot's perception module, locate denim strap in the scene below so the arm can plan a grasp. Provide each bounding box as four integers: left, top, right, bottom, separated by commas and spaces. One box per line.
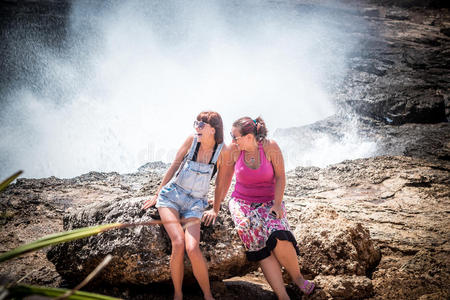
210, 143, 224, 164
186, 136, 198, 161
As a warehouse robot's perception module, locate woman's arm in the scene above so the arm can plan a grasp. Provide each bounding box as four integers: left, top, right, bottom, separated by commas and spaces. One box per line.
202, 144, 237, 225
142, 135, 194, 209
265, 139, 286, 218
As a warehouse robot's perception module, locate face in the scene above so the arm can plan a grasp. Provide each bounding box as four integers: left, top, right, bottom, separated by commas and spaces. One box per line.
194, 120, 215, 142
231, 126, 249, 150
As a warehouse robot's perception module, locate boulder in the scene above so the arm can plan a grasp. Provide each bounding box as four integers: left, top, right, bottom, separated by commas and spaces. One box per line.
293, 205, 381, 277
47, 196, 257, 285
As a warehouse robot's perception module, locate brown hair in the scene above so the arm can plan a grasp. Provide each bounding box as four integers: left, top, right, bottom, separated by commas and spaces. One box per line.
197, 111, 224, 144
232, 116, 268, 142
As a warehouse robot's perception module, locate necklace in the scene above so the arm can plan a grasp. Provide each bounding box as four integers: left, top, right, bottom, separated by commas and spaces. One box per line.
244, 147, 259, 166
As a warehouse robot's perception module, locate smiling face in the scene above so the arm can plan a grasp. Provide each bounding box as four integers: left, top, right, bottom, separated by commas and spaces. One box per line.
194, 120, 215, 143
195, 111, 224, 144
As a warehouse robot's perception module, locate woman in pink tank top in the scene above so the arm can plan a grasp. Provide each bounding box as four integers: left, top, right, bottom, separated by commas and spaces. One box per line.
228, 116, 315, 298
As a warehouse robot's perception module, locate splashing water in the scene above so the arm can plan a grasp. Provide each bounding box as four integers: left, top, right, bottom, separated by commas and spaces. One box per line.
0, 0, 367, 178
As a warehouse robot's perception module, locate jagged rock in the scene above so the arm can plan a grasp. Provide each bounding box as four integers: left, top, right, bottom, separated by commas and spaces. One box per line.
293, 206, 381, 277
335, 3, 450, 124
46, 196, 256, 285
345, 94, 447, 125
284, 155, 449, 300
371, 250, 450, 299
368, 0, 449, 9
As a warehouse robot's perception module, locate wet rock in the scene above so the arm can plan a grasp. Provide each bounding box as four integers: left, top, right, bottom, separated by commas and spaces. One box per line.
275, 114, 450, 163
385, 9, 410, 20
441, 27, 450, 37
335, 3, 450, 124
345, 93, 447, 125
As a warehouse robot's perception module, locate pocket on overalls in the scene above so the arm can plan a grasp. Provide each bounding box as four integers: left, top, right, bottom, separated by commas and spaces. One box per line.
158, 183, 177, 200
191, 173, 210, 197
176, 161, 211, 195
190, 164, 212, 198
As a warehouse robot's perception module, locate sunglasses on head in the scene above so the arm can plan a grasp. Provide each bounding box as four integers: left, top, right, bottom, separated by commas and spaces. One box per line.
193, 120, 207, 129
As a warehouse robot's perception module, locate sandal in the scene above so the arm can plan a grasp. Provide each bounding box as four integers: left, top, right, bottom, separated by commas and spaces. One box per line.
301, 280, 315, 296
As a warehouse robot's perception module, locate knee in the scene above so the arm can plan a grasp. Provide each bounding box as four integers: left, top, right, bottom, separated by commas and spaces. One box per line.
171, 236, 185, 254
274, 239, 297, 255
185, 242, 201, 258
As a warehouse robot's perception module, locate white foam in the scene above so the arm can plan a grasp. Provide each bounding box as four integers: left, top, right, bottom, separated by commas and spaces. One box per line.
0, 0, 363, 178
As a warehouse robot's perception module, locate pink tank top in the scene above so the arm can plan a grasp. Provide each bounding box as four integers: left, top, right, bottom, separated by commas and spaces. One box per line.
231, 142, 275, 203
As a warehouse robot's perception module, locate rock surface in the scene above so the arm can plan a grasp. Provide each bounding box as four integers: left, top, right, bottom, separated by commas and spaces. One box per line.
0, 0, 449, 299
333, 2, 450, 124
293, 206, 380, 277
310, 275, 374, 300
284, 155, 450, 299
46, 196, 255, 285
1, 154, 448, 299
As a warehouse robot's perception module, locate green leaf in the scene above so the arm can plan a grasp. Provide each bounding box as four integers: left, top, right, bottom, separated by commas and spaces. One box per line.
0, 170, 23, 193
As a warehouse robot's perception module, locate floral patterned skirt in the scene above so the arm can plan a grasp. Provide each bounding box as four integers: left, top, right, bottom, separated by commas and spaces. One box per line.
228, 197, 300, 261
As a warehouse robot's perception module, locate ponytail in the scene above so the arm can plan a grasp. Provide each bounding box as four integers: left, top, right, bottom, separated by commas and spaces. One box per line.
254, 117, 267, 142
232, 116, 268, 141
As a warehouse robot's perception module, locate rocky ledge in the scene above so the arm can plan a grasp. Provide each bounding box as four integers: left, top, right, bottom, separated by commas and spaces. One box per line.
1, 154, 448, 299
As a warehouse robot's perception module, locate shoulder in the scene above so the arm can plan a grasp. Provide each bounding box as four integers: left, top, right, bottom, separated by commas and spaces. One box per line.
262, 139, 282, 160
178, 135, 195, 152
218, 143, 237, 158
218, 143, 239, 165
263, 139, 280, 149
182, 134, 195, 147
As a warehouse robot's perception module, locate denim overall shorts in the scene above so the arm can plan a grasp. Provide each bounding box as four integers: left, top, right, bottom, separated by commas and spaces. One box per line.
156, 136, 224, 219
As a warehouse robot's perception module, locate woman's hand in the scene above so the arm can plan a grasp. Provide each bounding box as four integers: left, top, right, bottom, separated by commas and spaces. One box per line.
202, 209, 218, 226
142, 195, 158, 210
269, 203, 283, 219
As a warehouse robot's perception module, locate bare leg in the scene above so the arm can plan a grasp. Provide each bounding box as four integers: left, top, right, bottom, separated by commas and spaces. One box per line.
158, 207, 185, 300
272, 239, 314, 293
259, 254, 290, 300
184, 218, 214, 300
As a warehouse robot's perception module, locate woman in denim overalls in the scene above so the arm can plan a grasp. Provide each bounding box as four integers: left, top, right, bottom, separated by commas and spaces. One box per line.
142, 111, 232, 300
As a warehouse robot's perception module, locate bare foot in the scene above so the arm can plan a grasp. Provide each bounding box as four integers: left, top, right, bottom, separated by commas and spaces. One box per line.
174, 292, 183, 300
